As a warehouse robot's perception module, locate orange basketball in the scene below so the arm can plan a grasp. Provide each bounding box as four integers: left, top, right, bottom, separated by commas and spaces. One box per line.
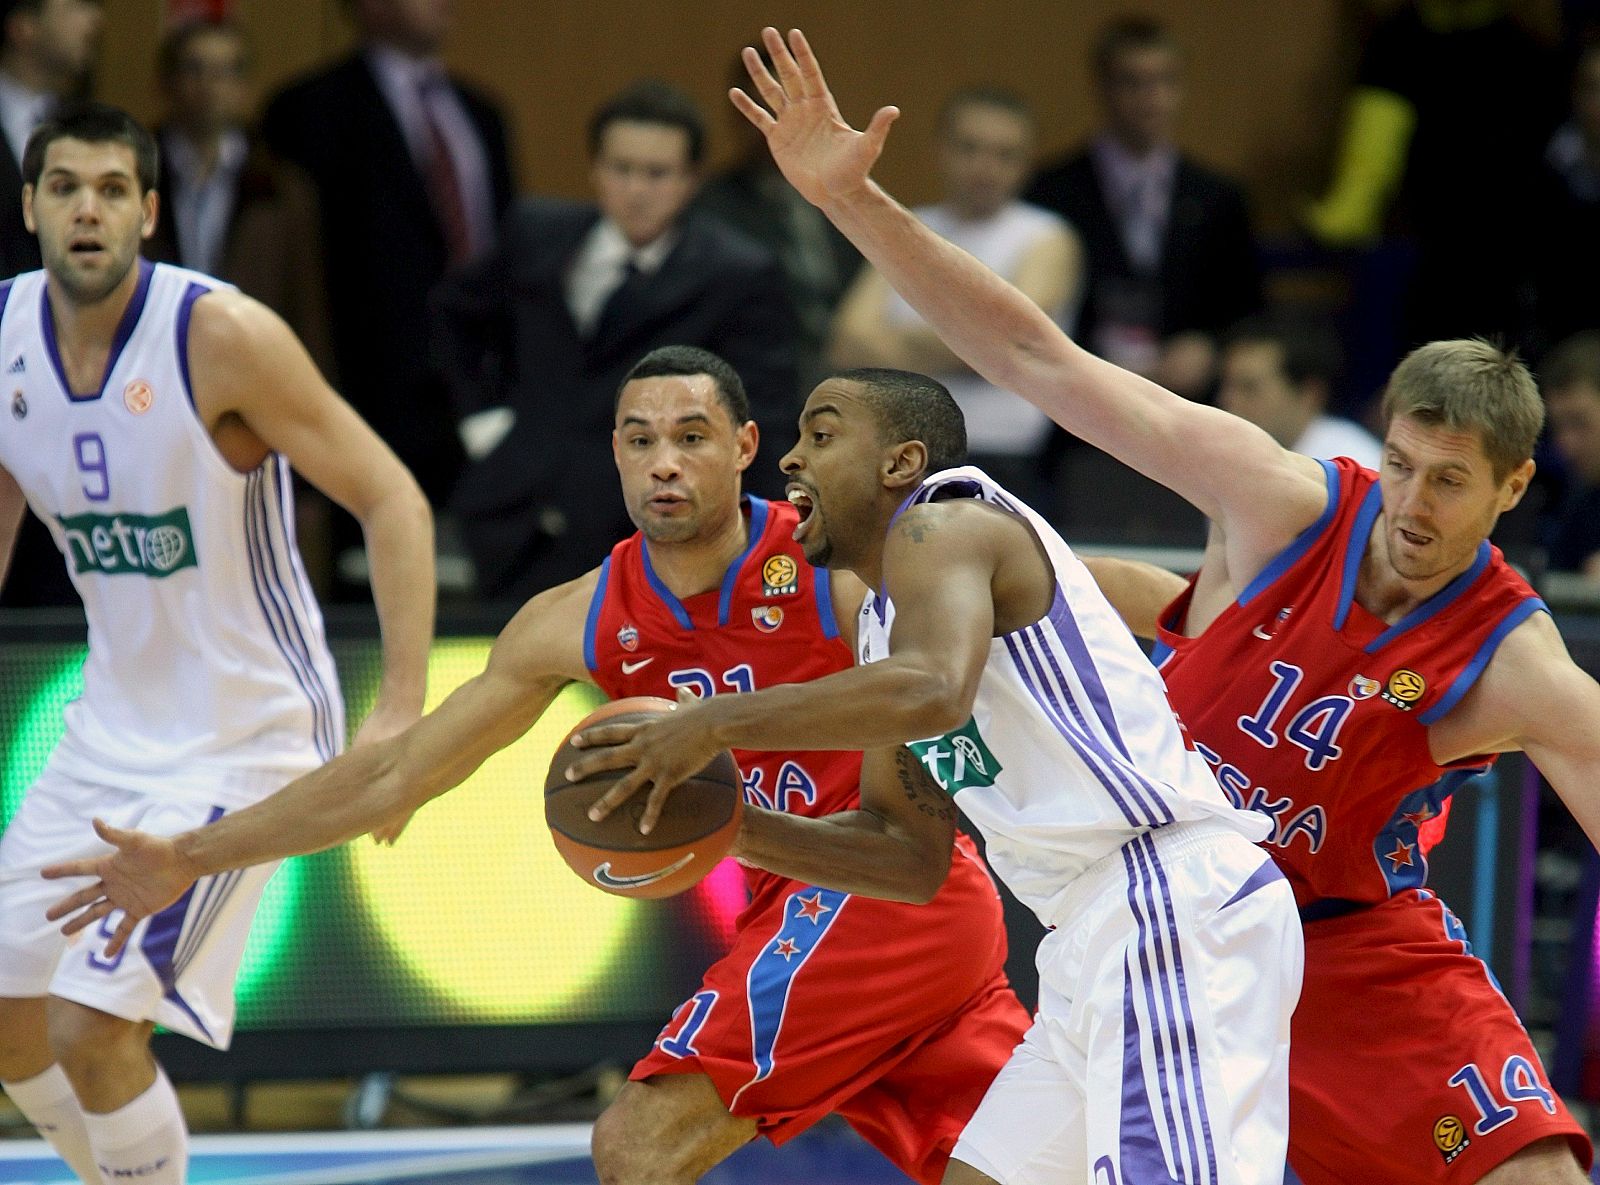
544, 696, 743, 898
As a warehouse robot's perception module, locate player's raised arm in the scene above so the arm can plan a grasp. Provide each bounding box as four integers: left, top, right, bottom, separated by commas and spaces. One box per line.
729, 745, 958, 903
185, 290, 435, 745
732, 28, 1325, 557
42, 574, 598, 958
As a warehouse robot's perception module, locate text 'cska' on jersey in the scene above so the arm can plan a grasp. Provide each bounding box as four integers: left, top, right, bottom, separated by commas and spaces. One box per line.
1153, 457, 1545, 909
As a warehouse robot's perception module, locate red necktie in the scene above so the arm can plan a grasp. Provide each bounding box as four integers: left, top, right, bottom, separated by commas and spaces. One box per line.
417, 75, 472, 267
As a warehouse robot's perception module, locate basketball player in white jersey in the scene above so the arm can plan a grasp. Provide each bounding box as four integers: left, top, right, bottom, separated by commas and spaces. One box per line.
0, 103, 434, 1184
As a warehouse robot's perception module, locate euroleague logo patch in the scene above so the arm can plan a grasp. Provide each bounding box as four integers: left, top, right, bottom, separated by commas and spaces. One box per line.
1433, 1115, 1469, 1164
1381, 668, 1427, 711
761, 553, 797, 596
123, 379, 153, 415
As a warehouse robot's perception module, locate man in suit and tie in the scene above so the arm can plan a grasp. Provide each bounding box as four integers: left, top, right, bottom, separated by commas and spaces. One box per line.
432, 80, 797, 603
261, 0, 514, 593
0, 0, 100, 610
1025, 15, 1259, 402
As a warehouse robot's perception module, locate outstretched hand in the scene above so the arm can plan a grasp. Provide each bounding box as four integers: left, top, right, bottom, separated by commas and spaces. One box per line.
41, 819, 198, 960
730, 27, 899, 211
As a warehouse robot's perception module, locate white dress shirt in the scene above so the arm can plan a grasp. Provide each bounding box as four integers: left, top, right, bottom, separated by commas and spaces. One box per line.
161, 128, 248, 277
564, 218, 678, 337
0, 71, 54, 167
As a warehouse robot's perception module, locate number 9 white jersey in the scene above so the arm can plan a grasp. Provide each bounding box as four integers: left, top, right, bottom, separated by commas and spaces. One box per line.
0, 261, 343, 806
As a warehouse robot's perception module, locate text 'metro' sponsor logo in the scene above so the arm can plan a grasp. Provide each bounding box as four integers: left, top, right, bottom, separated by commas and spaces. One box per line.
55, 508, 198, 577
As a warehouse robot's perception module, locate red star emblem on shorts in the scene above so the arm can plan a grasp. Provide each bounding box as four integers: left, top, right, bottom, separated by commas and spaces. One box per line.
1385, 840, 1415, 870
1402, 806, 1435, 828
794, 892, 833, 923
773, 937, 800, 961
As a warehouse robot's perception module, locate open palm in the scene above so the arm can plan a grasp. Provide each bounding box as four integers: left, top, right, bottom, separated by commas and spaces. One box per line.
730, 27, 900, 211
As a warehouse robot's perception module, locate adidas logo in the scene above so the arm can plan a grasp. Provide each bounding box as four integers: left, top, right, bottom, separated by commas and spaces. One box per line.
6, 355, 23, 374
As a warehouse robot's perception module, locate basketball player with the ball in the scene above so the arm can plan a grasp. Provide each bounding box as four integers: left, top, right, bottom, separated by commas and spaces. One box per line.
42, 345, 1030, 1185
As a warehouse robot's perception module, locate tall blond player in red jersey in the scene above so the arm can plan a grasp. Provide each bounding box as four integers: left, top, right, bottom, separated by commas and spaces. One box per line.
43, 345, 1029, 1185
707, 28, 1600, 1185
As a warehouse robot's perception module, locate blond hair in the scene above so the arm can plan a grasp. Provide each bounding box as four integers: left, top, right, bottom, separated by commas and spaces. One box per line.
1381, 339, 1542, 481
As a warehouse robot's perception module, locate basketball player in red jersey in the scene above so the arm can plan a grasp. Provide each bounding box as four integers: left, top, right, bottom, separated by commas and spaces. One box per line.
41, 345, 1029, 1185
690, 28, 1600, 1184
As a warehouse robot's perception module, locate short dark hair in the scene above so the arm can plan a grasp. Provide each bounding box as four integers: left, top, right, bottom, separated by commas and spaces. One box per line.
0, 0, 44, 55
157, 17, 249, 87
588, 80, 705, 166
831, 367, 967, 473
619, 345, 750, 425
1541, 331, 1600, 396
23, 101, 158, 195
1224, 311, 1343, 390
1093, 15, 1180, 80
937, 86, 1033, 135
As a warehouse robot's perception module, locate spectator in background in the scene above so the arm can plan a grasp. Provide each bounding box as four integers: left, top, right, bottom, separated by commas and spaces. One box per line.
1525, 40, 1600, 361
1025, 15, 1259, 401
1541, 332, 1600, 582
262, 0, 514, 594
695, 46, 860, 395
147, 20, 332, 377
0, 0, 99, 611
1218, 311, 1382, 470
830, 87, 1079, 506
432, 81, 796, 603
1304, 0, 1561, 347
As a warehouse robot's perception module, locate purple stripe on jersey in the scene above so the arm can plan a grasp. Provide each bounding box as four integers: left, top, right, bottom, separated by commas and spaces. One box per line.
175, 280, 208, 410
1366, 542, 1492, 654
258, 469, 338, 758
1005, 633, 1142, 827
0, 277, 15, 326
1044, 587, 1134, 763
717, 496, 768, 626
1418, 597, 1547, 724
44, 258, 154, 402
582, 555, 612, 673
1132, 834, 1218, 1183
251, 473, 336, 759
1120, 841, 1190, 1178
245, 472, 334, 761
1238, 459, 1341, 608
1012, 624, 1172, 825
1119, 959, 1187, 1184
1219, 855, 1285, 912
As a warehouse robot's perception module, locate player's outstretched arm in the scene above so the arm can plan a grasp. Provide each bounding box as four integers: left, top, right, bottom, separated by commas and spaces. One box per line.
732, 27, 1325, 555
731, 746, 957, 903
42, 575, 597, 957
569, 502, 999, 833
186, 291, 435, 746
0, 462, 25, 592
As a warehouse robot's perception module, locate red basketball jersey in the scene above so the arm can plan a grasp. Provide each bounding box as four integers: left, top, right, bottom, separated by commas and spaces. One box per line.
1153, 458, 1545, 909
586, 497, 863, 909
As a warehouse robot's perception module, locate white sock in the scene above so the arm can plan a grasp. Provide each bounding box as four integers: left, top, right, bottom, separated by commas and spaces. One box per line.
3, 1063, 102, 1183
82, 1068, 187, 1185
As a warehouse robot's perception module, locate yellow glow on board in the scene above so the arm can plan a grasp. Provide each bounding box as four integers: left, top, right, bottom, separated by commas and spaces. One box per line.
346, 642, 630, 1021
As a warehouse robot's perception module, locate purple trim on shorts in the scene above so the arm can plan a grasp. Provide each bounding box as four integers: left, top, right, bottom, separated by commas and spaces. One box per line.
139, 806, 224, 1042
1219, 856, 1285, 912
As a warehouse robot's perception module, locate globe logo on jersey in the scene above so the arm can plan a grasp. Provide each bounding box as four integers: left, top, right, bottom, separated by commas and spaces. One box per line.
761, 554, 798, 597
55, 507, 198, 578
143, 524, 190, 572
908, 717, 1003, 795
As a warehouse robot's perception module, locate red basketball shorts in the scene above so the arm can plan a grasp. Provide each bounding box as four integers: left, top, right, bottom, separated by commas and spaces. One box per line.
631, 836, 1030, 1185
1289, 888, 1591, 1183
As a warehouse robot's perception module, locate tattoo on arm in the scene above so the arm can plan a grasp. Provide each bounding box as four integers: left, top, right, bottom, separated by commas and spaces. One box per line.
895, 747, 957, 822
899, 516, 938, 544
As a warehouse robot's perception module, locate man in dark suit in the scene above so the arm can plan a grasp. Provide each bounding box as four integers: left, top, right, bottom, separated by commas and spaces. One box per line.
0, 0, 100, 609
260, 0, 514, 571
1025, 15, 1259, 402
432, 81, 797, 603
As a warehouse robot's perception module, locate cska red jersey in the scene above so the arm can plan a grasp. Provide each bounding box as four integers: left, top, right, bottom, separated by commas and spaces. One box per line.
585, 497, 863, 909
1153, 458, 1545, 910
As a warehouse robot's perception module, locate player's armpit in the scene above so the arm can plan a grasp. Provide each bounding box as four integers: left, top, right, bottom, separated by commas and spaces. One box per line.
0, 462, 26, 590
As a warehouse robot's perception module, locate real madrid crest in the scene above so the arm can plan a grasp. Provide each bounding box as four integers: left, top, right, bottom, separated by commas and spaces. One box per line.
9, 389, 23, 420
761, 553, 797, 597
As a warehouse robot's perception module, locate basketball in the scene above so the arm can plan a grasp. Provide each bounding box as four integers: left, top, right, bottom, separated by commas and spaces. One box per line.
544, 696, 744, 898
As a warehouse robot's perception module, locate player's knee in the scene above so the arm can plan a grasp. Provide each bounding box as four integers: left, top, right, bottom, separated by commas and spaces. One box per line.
0, 999, 51, 1080
1477, 1136, 1589, 1185
591, 1098, 657, 1185
46, 1002, 145, 1080
592, 1079, 741, 1185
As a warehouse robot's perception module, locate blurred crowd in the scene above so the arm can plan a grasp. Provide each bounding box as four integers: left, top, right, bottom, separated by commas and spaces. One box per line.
4, 0, 1600, 609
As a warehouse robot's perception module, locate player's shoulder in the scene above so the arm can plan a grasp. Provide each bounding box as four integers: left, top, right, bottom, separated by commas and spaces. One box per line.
495, 566, 601, 680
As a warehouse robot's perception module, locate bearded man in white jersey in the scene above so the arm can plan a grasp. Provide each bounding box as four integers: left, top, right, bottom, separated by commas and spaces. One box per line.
0, 103, 434, 1184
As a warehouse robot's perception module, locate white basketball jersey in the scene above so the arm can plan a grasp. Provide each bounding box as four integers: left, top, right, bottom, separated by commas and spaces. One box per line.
0, 261, 342, 805
858, 467, 1267, 922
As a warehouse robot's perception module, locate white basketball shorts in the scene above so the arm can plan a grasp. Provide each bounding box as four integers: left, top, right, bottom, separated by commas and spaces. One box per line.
0, 768, 289, 1049
952, 819, 1304, 1185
